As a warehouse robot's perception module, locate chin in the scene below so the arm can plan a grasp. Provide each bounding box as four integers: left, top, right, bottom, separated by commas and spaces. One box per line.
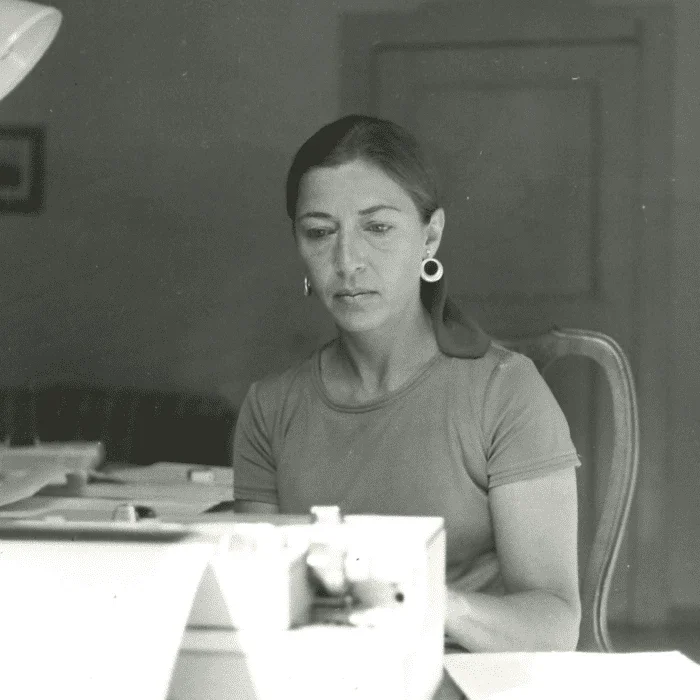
331, 309, 387, 334
334, 317, 384, 334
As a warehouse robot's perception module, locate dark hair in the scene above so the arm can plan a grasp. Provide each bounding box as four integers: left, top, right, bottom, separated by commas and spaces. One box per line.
285, 114, 440, 223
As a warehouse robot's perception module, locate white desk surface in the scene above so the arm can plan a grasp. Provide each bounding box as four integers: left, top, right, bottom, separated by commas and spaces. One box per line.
444, 650, 700, 700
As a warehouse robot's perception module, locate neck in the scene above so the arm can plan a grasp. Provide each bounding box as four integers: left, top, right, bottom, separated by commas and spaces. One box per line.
329, 303, 439, 399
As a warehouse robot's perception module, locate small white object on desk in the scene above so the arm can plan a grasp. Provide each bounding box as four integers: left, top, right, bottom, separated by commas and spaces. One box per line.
444, 650, 700, 700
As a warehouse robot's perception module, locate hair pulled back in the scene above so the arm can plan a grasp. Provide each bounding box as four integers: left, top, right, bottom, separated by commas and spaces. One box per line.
285, 114, 440, 224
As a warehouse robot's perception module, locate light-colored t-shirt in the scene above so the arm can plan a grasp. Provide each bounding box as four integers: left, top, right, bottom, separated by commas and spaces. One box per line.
232, 342, 580, 591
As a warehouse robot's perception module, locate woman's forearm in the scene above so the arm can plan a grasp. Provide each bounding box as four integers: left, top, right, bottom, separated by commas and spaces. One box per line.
445, 587, 581, 653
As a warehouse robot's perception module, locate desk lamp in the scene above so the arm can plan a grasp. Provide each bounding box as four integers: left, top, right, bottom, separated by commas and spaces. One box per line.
0, 0, 61, 100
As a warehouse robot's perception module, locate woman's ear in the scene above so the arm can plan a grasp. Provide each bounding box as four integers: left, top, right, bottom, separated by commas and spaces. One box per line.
425, 208, 445, 254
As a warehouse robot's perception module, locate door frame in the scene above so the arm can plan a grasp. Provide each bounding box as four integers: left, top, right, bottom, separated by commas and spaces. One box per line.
340, 2, 674, 627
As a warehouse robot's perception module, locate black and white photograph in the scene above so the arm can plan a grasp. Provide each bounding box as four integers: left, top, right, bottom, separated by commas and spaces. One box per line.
0, 0, 699, 698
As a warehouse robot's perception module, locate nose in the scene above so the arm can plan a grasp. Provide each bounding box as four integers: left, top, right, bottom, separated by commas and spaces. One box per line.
333, 228, 365, 277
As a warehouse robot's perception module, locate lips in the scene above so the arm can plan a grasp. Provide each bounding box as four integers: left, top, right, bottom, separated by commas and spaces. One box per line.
335, 289, 376, 298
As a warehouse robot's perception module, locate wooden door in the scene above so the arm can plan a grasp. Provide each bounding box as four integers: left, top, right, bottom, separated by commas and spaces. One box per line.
341, 2, 673, 628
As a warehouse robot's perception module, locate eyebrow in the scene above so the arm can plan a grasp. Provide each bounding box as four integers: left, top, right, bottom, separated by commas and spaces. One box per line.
359, 204, 401, 215
296, 204, 401, 222
296, 211, 334, 222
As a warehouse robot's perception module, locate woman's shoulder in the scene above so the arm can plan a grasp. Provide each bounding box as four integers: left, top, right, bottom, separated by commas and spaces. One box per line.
440, 341, 537, 387
435, 342, 547, 424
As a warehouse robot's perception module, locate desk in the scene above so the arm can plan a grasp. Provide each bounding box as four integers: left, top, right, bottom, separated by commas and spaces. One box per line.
442, 651, 700, 700
0, 457, 233, 520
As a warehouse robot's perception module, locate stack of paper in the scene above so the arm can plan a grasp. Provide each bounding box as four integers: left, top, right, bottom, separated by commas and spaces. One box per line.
445, 650, 700, 700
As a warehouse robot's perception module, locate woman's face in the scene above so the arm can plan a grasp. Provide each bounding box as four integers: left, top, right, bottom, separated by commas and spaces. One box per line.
294, 159, 443, 334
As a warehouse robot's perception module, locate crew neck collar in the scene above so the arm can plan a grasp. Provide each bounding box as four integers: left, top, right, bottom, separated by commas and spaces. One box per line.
310, 341, 446, 413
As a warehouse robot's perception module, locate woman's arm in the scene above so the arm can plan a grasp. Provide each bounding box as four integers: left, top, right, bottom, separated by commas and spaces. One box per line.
445, 467, 581, 652
231, 381, 282, 509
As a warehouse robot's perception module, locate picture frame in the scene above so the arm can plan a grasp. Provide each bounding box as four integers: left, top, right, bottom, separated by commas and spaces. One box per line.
0, 126, 45, 213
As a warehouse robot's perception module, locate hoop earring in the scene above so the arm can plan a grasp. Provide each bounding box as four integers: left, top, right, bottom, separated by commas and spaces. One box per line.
303, 276, 312, 297
421, 256, 443, 283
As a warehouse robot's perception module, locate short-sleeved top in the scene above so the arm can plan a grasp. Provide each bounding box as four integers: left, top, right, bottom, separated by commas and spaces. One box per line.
232, 342, 580, 591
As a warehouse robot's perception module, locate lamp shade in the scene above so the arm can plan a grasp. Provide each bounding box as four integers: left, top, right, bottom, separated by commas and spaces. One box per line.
0, 0, 62, 100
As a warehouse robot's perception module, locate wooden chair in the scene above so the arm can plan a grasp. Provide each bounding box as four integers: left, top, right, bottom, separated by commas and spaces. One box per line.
499, 327, 639, 652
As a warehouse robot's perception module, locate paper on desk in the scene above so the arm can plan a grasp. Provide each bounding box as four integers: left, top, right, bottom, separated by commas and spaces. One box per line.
0, 529, 215, 700
444, 650, 700, 700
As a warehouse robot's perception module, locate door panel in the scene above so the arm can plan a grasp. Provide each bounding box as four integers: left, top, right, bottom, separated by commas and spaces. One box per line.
377, 43, 637, 335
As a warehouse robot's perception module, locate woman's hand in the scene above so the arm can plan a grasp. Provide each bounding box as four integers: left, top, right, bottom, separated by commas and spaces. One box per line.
444, 467, 581, 652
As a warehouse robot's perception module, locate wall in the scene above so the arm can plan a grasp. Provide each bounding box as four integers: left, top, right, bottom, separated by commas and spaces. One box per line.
0, 0, 423, 404
663, 0, 700, 619
1, 0, 699, 616
591, 0, 700, 619
665, 0, 700, 620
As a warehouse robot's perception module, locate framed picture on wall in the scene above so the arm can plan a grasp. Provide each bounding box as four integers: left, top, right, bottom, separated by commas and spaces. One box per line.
0, 126, 45, 213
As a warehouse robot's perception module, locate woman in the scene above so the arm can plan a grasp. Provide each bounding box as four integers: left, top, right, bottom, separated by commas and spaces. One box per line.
232, 114, 581, 654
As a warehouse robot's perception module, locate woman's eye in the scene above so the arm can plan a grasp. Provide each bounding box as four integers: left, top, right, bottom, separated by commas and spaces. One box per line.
306, 228, 332, 239
366, 222, 392, 234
